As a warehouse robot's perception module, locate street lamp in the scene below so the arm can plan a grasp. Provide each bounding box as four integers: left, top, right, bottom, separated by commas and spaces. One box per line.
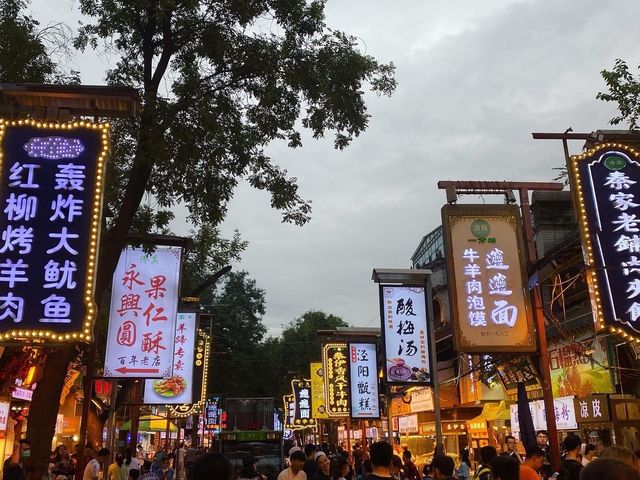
371, 268, 443, 452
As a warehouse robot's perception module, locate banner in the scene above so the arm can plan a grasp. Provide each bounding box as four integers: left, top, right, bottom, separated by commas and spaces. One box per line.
496, 357, 540, 394
380, 285, 431, 384
322, 343, 349, 417
442, 204, 536, 353
548, 332, 614, 398
348, 342, 380, 418
511, 396, 578, 432
169, 329, 210, 417
104, 247, 182, 378
0, 120, 109, 341
310, 362, 328, 419
143, 312, 197, 404
569, 144, 640, 342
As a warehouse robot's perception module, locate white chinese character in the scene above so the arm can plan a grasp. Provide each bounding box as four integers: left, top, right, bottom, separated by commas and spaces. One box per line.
0, 259, 29, 288
579, 401, 588, 419
627, 302, 640, 322
605, 171, 636, 190
488, 273, 512, 295
40, 294, 71, 323
55, 163, 85, 191
468, 310, 486, 327
486, 248, 509, 270
622, 256, 640, 276
299, 399, 310, 409
613, 213, 640, 233
43, 260, 77, 289
300, 409, 310, 419
490, 300, 517, 327
299, 388, 310, 399
47, 227, 79, 255
8, 162, 39, 189
0, 293, 24, 323
627, 279, 640, 299
0, 225, 33, 255
4, 193, 37, 221
464, 264, 481, 278
615, 234, 640, 253
466, 280, 482, 294
467, 295, 485, 310
462, 249, 479, 262
592, 399, 602, 417
50, 194, 83, 222
610, 192, 640, 211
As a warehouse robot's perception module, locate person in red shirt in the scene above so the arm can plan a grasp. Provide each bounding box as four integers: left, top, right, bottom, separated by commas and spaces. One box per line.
520, 446, 545, 480
401, 451, 420, 480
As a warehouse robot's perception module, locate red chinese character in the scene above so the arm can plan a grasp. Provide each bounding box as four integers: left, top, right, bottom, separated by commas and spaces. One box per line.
177, 323, 186, 333
116, 320, 136, 346
145, 275, 167, 299
143, 303, 168, 327
174, 347, 185, 358
174, 360, 184, 371
122, 263, 144, 290
175, 335, 187, 345
117, 294, 141, 317
141, 331, 166, 354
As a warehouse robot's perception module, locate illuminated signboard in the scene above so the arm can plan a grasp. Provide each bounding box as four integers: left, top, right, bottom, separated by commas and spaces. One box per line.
310, 362, 328, 419
348, 342, 380, 419
380, 286, 431, 384
143, 312, 197, 404
322, 343, 349, 417
169, 330, 210, 417
104, 247, 182, 378
0, 120, 109, 341
205, 396, 221, 430
283, 394, 299, 430
291, 379, 316, 428
442, 204, 536, 353
569, 144, 640, 343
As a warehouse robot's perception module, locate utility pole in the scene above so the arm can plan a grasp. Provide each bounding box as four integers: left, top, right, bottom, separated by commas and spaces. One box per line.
438, 180, 563, 471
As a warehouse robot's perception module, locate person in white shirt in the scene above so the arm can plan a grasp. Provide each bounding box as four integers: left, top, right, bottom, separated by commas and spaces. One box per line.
83, 448, 110, 480
174, 444, 186, 480
278, 451, 307, 480
124, 448, 141, 476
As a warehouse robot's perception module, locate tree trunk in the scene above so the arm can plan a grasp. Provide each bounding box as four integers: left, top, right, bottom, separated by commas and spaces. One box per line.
25, 344, 76, 480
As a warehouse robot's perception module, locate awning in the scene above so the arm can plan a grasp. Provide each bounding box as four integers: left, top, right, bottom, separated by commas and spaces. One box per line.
119, 415, 177, 433
467, 403, 500, 431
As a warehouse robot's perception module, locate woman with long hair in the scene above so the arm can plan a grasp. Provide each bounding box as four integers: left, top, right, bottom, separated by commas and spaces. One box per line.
124, 447, 141, 477
456, 448, 471, 480
51, 444, 75, 480
108, 453, 127, 480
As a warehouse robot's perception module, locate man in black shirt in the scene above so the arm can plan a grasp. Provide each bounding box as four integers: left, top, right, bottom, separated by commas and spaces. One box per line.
303, 444, 317, 478
365, 442, 393, 480
3, 440, 30, 480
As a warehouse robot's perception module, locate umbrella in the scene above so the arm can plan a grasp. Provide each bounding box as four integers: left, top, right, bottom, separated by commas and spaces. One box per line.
119, 415, 177, 432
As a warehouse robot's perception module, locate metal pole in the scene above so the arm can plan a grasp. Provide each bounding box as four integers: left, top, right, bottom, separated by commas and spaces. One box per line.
425, 276, 443, 453
386, 386, 394, 445
518, 188, 560, 471
105, 379, 118, 459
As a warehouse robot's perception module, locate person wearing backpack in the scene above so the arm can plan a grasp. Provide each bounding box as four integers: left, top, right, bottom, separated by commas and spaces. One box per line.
472, 446, 496, 480
556, 434, 582, 480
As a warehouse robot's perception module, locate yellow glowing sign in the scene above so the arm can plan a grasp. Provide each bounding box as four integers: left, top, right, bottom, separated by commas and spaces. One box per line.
322, 343, 349, 417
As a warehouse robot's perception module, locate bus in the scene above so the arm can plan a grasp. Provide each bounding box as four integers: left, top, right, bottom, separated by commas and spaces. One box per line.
219, 430, 283, 480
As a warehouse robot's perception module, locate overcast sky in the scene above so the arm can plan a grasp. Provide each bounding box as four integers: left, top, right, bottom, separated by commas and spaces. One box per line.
31, 0, 640, 335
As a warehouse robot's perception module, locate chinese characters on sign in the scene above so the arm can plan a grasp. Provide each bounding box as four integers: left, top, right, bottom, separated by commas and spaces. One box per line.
569, 146, 640, 342
310, 362, 329, 419
292, 379, 316, 427
348, 343, 380, 418
283, 394, 298, 430
574, 394, 610, 422
0, 120, 109, 341
205, 397, 221, 431
104, 247, 182, 378
380, 286, 431, 384
143, 312, 197, 404
322, 343, 349, 417
510, 396, 578, 432
442, 205, 536, 353
169, 330, 211, 417
496, 357, 540, 394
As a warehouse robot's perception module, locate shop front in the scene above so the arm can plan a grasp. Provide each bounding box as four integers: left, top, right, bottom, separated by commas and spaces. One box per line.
574, 394, 614, 448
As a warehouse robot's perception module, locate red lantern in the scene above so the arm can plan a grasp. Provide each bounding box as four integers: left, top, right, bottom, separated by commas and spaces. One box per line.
94, 379, 112, 397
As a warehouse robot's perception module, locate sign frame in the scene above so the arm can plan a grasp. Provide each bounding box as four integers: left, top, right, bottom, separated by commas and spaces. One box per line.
321, 342, 349, 417
0, 119, 109, 342
442, 203, 536, 353
347, 341, 381, 420
568, 143, 640, 342
378, 284, 432, 386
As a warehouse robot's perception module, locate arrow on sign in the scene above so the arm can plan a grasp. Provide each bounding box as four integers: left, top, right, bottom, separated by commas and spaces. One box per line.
115, 367, 160, 375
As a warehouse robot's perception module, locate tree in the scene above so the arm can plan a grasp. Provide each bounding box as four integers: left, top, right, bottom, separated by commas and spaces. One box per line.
22, 0, 395, 473
265, 310, 348, 399
207, 271, 268, 397
597, 58, 640, 129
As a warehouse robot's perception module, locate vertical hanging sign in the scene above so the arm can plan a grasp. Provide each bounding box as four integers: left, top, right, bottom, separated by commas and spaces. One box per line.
310, 362, 329, 419
380, 286, 431, 384
569, 144, 640, 343
143, 312, 197, 404
291, 379, 316, 428
0, 120, 109, 341
348, 342, 380, 419
442, 204, 536, 353
104, 247, 181, 378
322, 343, 349, 417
